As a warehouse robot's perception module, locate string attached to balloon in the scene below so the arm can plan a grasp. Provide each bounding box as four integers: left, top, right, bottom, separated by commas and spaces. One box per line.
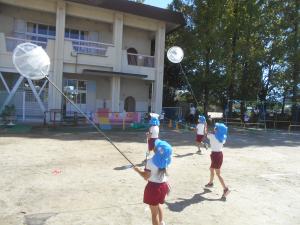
167, 46, 200, 108
12, 42, 134, 166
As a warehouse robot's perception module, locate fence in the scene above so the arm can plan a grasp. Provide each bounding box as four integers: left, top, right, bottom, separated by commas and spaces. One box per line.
0, 90, 47, 121
65, 38, 113, 57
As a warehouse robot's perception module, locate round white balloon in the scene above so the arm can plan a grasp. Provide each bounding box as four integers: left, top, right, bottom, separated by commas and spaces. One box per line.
167, 46, 184, 63
12, 42, 50, 80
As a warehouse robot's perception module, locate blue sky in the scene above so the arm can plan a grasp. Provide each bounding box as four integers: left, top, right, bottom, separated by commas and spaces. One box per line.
144, 0, 173, 9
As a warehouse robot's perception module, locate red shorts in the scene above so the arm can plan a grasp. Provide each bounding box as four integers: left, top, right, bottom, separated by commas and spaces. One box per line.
210, 152, 223, 169
148, 138, 157, 151
196, 135, 204, 143
143, 181, 170, 205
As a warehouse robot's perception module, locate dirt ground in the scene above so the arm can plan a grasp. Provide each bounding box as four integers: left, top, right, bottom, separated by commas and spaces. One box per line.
0, 126, 300, 225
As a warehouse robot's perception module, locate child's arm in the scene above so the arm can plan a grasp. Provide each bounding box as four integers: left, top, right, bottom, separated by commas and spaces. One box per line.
204, 123, 208, 135
134, 167, 151, 181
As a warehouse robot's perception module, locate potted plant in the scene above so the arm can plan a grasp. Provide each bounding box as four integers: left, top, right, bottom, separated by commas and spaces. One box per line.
1, 105, 16, 125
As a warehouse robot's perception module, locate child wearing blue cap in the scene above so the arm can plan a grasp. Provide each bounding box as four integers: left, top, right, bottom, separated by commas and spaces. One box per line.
134, 139, 172, 225
146, 113, 160, 151
195, 115, 208, 154
205, 123, 230, 198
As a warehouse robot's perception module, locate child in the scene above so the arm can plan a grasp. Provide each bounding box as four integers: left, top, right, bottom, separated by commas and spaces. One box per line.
195, 115, 208, 154
146, 113, 160, 152
134, 139, 172, 225
205, 123, 230, 199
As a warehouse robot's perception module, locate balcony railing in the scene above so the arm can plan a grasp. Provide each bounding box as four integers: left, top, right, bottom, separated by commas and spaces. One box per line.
127, 53, 154, 68
65, 38, 114, 57
5, 32, 52, 51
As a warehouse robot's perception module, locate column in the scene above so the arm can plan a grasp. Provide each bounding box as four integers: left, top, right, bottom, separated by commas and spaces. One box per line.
113, 13, 123, 72
48, 0, 65, 112
111, 76, 120, 112
153, 22, 166, 114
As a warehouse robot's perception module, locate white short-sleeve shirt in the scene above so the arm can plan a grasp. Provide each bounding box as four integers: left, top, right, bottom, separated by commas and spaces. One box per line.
207, 133, 225, 152
196, 123, 205, 135
145, 158, 167, 183
150, 126, 159, 138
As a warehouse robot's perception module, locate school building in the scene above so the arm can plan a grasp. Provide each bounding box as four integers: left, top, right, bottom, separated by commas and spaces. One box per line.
0, 0, 184, 122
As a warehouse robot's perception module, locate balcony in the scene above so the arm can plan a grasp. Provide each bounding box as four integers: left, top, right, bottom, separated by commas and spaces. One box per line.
65, 38, 114, 57
121, 50, 155, 80
0, 32, 55, 71
5, 32, 52, 51
63, 39, 115, 72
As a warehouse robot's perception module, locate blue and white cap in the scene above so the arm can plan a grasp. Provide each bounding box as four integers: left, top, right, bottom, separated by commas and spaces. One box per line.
149, 113, 160, 126
214, 123, 228, 143
198, 115, 206, 123
152, 139, 172, 169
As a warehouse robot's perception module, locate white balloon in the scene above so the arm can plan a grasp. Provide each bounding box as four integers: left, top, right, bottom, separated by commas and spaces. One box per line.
167, 46, 184, 63
12, 42, 50, 80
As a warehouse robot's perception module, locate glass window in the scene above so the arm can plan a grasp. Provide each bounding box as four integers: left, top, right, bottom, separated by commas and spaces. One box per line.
38, 24, 48, 35
67, 80, 77, 89
48, 26, 56, 37
80, 93, 86, 104
70, 29, 79, 39
78, 81, 86, 91
65, 28, 70, 38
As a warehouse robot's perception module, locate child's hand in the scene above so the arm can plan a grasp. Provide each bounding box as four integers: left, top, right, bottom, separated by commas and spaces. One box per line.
133, 166, 140, 173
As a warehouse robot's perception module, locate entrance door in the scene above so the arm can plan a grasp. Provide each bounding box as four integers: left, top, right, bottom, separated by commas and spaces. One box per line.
124, 96, 135, 112
64, 79, 87, 116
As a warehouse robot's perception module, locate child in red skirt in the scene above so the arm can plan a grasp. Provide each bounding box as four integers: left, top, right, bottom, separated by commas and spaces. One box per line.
146, 113, 160, 151
134, 139, 172, 225
205, 123, 230, 198
195, 115, 208, 154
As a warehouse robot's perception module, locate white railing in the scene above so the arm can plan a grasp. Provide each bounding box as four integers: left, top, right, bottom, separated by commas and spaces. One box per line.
127, 52, 154, 67
65, 38, 113, 56
5, 32, 53, 51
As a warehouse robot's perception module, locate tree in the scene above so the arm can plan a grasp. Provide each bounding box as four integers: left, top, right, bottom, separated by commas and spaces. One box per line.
165, 0, 299, 122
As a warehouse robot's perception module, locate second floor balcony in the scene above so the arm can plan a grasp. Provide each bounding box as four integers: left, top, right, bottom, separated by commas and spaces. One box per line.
0, 32, 156, 79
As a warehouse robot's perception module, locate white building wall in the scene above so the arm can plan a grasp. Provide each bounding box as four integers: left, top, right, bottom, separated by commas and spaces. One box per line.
0, 0, 173, 116
123, 26, 152, 55
120, 78, 149, 112
0, 4, 56, 34
66, 16, 113, 43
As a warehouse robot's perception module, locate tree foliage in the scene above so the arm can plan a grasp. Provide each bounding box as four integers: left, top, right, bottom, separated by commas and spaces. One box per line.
165, 0, 299, 121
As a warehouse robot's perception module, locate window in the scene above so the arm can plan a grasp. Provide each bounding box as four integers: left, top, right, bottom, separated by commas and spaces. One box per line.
27, 23, 56, 38
65, 28, 87, 40
26, 23, 56, 48
64, 79, 87, 105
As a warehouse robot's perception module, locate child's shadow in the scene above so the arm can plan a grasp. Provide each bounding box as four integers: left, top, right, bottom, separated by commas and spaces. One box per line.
174, 153, 195, 158
113, 162, 144, 170
165, 188, 225, 212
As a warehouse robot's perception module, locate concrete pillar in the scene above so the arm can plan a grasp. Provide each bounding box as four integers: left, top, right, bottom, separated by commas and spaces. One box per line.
111, 13, 123, 113
111, 76, 120, 112
153, 22, 166, 114
48, 0, 65, 112
113, 13, 123, 72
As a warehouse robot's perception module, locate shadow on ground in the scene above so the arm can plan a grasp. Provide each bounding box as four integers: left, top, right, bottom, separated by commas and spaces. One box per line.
165, 188, 225, 212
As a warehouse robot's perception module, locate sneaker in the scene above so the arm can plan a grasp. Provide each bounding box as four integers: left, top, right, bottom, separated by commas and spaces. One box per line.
196, 149, 202, 154
160, 221, 166, 225
222, 187, 230, 198
205, 182, 213, 188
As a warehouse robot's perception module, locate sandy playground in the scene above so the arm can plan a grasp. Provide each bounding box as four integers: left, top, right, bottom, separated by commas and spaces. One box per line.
0, 126, 300, 225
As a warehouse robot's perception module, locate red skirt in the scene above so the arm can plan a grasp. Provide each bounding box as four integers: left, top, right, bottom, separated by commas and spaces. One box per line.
196, 134, 204, 142
143, 182, 170, 205
210, 152, 223, 169
148, 138, 157, 151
